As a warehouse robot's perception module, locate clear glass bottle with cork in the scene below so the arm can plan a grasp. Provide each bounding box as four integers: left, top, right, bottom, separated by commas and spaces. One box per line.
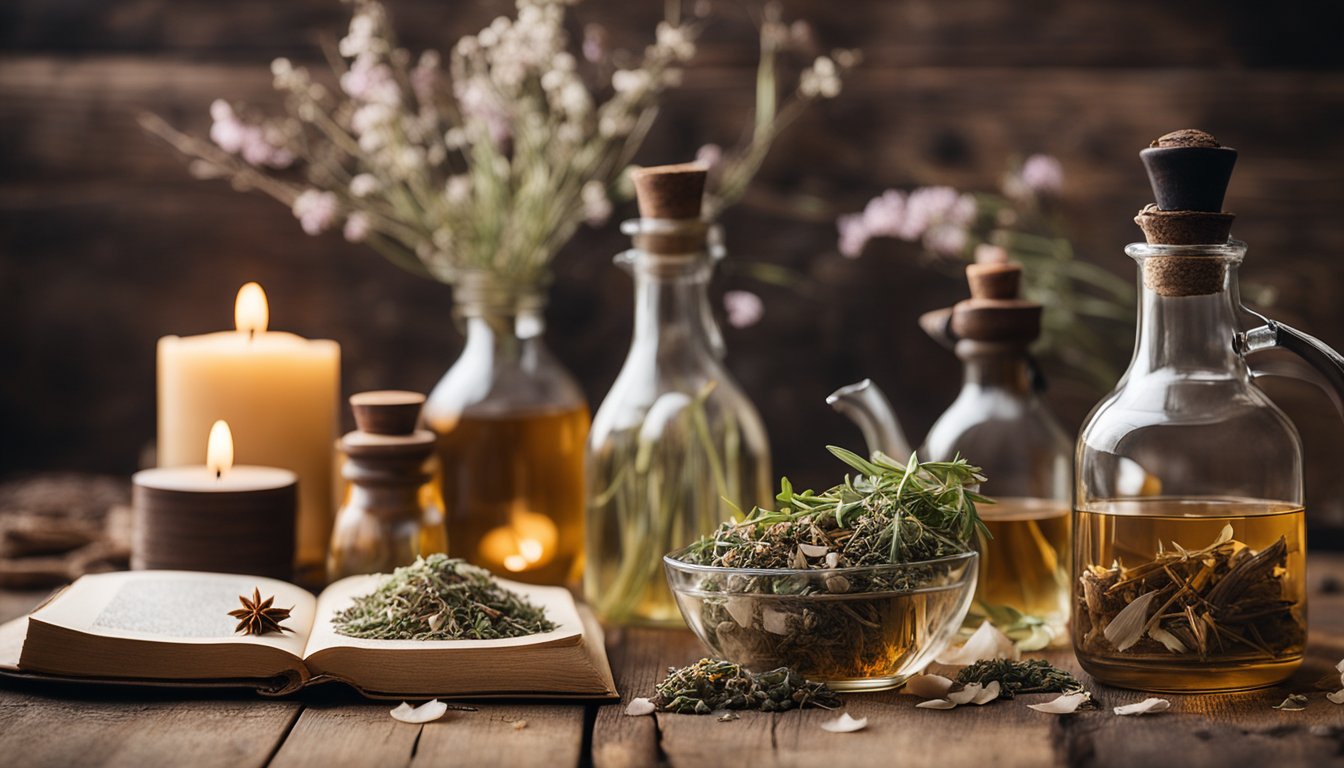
585, 163, 772, 626
919, 260, 1072, 647
1074, 130, 1344, 692
328, 391, 447, 580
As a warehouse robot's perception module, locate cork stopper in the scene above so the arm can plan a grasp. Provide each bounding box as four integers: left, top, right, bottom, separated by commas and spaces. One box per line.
922, 262, 1042, 345
350, 391, 425, 436
630, 163, 708, 254
1134, 129, 1239, 296
342, 391, 435, 478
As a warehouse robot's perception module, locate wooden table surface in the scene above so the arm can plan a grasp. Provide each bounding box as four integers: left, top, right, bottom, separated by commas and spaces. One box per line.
1, 557, 1342, 768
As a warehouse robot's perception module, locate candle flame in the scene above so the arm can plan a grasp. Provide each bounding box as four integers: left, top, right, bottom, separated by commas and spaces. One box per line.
234, 282, 269, 336
207, 420, 234, 478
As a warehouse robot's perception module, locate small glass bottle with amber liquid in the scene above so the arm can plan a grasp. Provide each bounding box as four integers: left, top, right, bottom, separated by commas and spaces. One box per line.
921, 261, 1072, 647
1075, 130, 1344, 692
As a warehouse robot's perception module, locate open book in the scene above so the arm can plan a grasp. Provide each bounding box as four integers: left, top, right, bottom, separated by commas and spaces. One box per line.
0, 570, 616, 700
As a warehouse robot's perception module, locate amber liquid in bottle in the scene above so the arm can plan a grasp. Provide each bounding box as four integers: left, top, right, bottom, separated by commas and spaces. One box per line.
1073, 498, 1306, 692
435, 405, 589, 585
975, 498, 1071, 634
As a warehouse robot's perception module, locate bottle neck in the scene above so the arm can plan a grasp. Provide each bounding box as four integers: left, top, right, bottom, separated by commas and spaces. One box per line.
1128, 264, 1243, 378
956, 341, 1034, 397
625, 252, 718, 358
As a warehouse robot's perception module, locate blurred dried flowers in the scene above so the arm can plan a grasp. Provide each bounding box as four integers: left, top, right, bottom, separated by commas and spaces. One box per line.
837, 155, 1136, 392
143, 0, 700, 289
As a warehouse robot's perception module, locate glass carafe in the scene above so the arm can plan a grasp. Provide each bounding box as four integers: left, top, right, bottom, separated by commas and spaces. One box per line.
585, 220, 772, 626
1074, 239, 1344, 691
423, 272, 589, 586
923, 340, 1071, 646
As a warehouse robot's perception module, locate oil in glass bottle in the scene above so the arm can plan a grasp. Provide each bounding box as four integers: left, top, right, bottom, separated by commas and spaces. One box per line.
1075, 130, 1344, 691
921, 262, 1072, 647
585, 164, 772, 625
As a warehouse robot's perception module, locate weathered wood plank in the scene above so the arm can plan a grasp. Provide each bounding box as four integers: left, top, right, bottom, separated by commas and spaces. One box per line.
0, 689, 301, 768
272, 698, 586, 768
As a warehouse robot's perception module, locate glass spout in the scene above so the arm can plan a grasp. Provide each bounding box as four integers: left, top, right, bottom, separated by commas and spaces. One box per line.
826, 379, 913, 459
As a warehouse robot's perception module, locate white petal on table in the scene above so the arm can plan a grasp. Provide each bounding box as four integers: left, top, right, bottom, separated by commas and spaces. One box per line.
390, 699, 449, 724
1114, 698, 1171, 716
625, 697, 656, 716
935, 620, 1020, 665
903, 674, 954, 699
1027, 692, 1091, 715
820, 712, 869, 733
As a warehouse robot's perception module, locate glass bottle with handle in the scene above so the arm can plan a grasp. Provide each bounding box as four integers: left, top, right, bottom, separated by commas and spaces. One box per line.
1074, 129, 1344, 692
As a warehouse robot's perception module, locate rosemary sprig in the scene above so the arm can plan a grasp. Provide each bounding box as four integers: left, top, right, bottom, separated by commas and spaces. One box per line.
682, 446, 991, 577
331, 554, 555, 641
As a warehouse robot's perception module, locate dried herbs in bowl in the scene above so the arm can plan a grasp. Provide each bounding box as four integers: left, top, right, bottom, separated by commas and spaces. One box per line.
663, 447, 990, 691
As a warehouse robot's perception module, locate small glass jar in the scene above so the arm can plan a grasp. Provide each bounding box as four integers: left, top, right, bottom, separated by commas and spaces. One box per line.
328, 391, 447, 580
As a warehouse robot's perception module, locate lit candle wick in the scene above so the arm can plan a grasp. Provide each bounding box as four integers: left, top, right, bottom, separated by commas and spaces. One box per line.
235, 282, 269, 339
207, 420, 234, 480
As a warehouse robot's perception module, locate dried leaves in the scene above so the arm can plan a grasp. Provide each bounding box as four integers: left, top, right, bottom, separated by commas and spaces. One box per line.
228, 588, 294, 636
1077, 525, 1303, 662
652, 659, 842, 715
953, 659, 1086, 699
331, 555, 554, 641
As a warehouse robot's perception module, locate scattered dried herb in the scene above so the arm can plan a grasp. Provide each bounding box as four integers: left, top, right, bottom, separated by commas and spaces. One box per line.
1076, 525, 1304, 660
229, 588, 294, 636
954, 659, 1087, 699
670, 448, 988, 681
653, 658, 842, 714
331, 554, 555, 640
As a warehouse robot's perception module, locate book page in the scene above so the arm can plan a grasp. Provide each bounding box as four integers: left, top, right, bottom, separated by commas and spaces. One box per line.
303, 574, 583, 658
31, 570, 315, 658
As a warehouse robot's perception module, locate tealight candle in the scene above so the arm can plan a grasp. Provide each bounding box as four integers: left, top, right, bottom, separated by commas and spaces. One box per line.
157, 283, 339, 581
133, 421, 298, 579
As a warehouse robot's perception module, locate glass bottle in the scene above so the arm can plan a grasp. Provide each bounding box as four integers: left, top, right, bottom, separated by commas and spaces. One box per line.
921, 263, 1072, 647
328, 391, 447, 579
585, 165, 772, 626
1074, 131, 1344, 692
423, 271, 589, 586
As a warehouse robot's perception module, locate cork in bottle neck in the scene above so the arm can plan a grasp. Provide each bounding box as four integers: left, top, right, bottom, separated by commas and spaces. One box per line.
628, 163, 709, 255
1133, 129, 1240, 296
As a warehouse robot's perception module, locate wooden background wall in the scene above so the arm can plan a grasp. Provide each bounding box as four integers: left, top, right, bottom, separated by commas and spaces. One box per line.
3, 0, 1344, 540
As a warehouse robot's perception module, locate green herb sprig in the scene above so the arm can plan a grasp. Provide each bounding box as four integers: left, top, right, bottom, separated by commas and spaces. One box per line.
683, 447, 991, 576
331, 554, 555, 641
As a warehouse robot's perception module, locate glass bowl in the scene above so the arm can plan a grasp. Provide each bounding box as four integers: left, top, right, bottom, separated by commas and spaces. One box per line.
663, 549, 978, 691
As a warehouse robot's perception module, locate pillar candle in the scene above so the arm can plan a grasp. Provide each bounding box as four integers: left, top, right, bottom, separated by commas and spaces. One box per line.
134, 421, 298, 579
157, 283, 339, 582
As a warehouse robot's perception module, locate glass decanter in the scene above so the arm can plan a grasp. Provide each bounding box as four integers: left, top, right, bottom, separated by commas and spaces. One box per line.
423, 271, 589, 586
585, 165, 772, 626
1074, 130, 1344, 692
328, 391, 447, 580
921, 263, 1072, 647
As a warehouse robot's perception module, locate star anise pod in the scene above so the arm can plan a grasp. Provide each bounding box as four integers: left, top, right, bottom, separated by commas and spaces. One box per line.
228, 588, 294, 636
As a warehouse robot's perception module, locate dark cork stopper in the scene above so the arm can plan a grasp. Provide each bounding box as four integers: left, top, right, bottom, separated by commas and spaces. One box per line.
924, 262, 1041, 345
350, 391, 425, 436
1135, 129, 1239, 296
630, 163, 708, 254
